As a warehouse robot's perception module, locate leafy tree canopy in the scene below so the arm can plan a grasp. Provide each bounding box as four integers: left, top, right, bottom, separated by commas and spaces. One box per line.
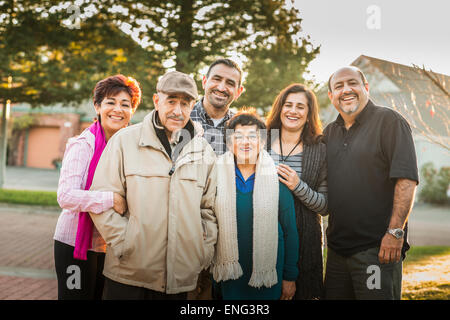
0, 0, 320, 110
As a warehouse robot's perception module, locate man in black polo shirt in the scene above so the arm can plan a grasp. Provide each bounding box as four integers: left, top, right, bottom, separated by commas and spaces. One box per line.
323, 66, 419, 300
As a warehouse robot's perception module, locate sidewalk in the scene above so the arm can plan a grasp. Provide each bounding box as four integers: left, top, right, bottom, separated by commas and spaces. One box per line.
1, 166, 60, 299
0, 206, 58, 300
4, 166, 59, 192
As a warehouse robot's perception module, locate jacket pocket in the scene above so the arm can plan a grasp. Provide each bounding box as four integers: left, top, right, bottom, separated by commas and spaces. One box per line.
119, 215, 136, 260
200, 221, 214, 269
176, 150, 207, 186
201, 241, 214, 270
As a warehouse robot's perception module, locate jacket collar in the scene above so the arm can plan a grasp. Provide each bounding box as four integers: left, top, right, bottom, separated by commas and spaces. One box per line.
139, 110, 203, 156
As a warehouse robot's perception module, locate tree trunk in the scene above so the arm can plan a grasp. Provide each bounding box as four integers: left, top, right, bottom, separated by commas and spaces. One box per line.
175, 0, 194, 73
0, 99, 7, 188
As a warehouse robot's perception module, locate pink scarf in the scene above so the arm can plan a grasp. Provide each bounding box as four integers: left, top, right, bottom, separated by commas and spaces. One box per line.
73, 121, 107, 260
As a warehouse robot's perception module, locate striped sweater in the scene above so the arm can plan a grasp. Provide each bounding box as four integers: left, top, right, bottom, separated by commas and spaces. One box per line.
270, 150, 328, 215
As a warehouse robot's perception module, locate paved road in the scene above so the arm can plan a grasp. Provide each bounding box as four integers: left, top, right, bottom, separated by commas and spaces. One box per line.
0, 202, 448, 300
4, 166, 59, 191
406, 203, 450, 246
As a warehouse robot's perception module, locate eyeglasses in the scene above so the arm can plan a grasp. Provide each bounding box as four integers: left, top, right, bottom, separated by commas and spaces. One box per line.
233, 134, 259, 141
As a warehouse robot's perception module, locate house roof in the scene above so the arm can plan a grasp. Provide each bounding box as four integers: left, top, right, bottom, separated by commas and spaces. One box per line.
351, 55, 449, 137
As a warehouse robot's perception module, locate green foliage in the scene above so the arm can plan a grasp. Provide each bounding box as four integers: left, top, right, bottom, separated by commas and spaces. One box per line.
0, 189, 58, 206
117, 1, 317, 74
315, 84, 332, 111
11, 114, 36, 131
403, 246, 450, 265
236, 39, 319, 112
419, 162, 450, 205
1, 1, 319, 112
0, 1, 162, 109
122, 0, 320, 110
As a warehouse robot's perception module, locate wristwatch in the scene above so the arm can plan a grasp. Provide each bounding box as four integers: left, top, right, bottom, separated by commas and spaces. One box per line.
387, 228, 404, 239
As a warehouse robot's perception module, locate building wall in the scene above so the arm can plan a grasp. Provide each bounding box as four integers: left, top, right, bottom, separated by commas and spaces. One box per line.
9, 109, 142, 169
80, 121, 91, 133
26, 126, 61, 169
10, 112, 81, 169
414, 135, 449, 170
16, 132, 25, 166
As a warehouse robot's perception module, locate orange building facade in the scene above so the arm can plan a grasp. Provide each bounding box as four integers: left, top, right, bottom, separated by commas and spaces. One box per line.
8, 107, 92, 169
7, 103, 144, 169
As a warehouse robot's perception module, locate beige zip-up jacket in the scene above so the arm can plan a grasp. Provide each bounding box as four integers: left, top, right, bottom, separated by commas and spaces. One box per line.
89, 110, 218, 294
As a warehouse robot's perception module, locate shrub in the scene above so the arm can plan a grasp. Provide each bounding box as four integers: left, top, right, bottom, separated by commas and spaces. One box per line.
0, 189, 58, 206
419, 162, 450, 205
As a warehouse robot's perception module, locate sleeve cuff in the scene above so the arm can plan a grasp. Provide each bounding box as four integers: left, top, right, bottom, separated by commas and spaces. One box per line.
283, 273, 298, 282
389, 170, 419, 185
103, 191, 115, 212
283, 266, 299, 281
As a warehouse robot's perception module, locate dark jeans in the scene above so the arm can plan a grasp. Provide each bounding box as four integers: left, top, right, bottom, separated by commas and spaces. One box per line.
54, 240, 105, 300
324, 247, 402, 300
103, 277, 188, 300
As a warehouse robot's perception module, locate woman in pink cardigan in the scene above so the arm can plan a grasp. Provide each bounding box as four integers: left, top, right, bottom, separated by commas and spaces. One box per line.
53, 75, 141, 300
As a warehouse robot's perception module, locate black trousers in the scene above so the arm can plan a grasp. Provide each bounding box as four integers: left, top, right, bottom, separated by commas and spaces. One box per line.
54, 240, 105, 300
103, 277, 187, 300
324, 247, 402, 300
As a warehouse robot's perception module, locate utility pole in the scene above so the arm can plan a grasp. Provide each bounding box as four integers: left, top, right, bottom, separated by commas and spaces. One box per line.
0, 76, 12, 188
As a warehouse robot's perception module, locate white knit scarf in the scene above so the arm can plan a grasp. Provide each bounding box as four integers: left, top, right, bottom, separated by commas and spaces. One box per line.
212, 149, 279, 288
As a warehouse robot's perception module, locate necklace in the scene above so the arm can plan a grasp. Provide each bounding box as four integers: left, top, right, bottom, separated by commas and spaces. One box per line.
279, 136, 302, 163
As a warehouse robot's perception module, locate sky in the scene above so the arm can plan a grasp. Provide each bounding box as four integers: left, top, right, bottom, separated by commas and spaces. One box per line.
292, 0, 450, 84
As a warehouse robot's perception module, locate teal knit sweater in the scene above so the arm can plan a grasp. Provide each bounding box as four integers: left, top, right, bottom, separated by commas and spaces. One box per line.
215, 182, 299, 300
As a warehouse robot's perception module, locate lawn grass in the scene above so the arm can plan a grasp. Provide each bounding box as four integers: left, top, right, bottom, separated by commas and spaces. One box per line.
402, 282, 450, 300
404, 246, 450, 265
0, 189, 59, 206
402, 246, 450, 300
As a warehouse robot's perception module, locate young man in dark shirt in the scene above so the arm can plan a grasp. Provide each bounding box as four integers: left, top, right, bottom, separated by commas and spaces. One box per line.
323, 66, 419, 300
190, 58, 244, 155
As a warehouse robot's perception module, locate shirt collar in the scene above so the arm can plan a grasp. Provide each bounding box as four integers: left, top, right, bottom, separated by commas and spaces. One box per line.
152, 110, 195, 157
196, 98, 234, 124
335, 99, 375, 127
235, 165, 255, 183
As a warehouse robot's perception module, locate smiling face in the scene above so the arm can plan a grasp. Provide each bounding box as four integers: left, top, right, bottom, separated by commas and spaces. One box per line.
202, 63, 243, 111
153, 92, 195, 139
94, 90, 134, 140
231, 124, 260, 165
328, 67, 369, 116
280, 92, 309, 133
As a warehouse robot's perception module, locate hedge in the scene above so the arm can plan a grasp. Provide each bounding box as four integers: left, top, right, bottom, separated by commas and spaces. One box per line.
0, 189, 59, 206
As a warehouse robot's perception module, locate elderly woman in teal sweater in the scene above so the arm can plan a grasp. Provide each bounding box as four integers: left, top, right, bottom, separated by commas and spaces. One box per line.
212, 108, 299, 300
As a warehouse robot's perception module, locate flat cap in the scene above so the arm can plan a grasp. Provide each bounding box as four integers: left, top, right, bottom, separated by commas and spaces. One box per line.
156, 71, 198, 100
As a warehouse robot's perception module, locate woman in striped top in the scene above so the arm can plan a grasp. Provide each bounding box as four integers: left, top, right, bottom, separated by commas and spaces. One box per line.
266, 83, 328, 300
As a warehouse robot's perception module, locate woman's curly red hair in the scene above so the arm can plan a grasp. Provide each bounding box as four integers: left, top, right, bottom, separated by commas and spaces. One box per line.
93, 74, 142, 110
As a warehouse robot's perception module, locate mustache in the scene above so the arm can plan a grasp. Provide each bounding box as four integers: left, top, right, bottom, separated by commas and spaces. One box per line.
168, 115, 185, 121
212, 89, 229, 97
340, 93, 357, 99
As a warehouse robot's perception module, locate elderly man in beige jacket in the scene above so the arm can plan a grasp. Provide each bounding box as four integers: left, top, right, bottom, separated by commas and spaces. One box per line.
89, 71, 218, 300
